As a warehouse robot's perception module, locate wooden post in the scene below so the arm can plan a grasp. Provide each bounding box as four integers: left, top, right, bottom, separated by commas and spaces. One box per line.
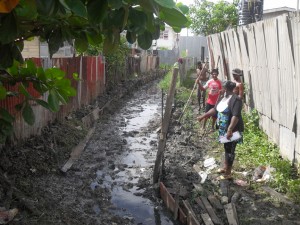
174, 184, 180, 220
153, 68, 178, 184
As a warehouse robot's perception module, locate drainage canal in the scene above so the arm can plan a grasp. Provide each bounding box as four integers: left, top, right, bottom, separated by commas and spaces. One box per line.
90, 83, 175, 225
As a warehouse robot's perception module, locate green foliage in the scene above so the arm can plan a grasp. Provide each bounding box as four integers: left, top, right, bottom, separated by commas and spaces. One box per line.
158, 71, 173, 91
85, 37, 130, 82
180, 50, 187, 58
237, 109, 300, 203
287, 179, 300, 203
0, 60, 77, 143
188, 0, 238, 35
0, 0, 189, 69
0, 0, 189, 143
159, 64, 172, 70
180, 70, 195, 89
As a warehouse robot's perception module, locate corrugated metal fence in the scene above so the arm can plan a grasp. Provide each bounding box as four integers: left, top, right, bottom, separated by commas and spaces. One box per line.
0, 56, 105, 142
0, 54, 160, 144
208, 13, 300, 163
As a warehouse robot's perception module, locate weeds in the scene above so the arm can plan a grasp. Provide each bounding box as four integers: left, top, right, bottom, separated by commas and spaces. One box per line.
237, 109, 300, 203
159, 68, 300, 203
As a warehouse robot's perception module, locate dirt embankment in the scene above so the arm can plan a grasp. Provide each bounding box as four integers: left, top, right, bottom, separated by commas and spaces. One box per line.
0, 72, 164, 225
160, 100, 300, 225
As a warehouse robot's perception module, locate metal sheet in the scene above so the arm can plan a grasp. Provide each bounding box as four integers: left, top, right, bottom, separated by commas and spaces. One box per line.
277, 15, 296, 130
237, 27, 251, 106
263, 17, 281, 122
254, 21, 272, 118
291, 15, 300, 135
279, 125, 296, 161
207, 15, 299, 162
245, 25, 261, 113
295, 135, 300, 163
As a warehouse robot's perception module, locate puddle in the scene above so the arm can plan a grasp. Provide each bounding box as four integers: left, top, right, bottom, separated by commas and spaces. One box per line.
91, 91, 175, 224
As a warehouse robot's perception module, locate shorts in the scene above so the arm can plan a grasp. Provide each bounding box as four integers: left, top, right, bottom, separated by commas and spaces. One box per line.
205, 103, 217, 118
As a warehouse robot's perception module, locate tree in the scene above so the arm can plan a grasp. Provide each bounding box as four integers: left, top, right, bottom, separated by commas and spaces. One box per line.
188, 0, 238, 36
0, 0, 190, 143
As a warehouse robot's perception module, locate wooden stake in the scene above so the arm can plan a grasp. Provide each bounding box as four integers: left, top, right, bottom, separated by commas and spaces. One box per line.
153, 68, 178, 184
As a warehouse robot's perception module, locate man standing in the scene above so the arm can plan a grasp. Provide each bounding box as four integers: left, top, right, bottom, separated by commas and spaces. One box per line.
232, 68, 244, 100
196, 68, 222, 130
196, 61, 208, 111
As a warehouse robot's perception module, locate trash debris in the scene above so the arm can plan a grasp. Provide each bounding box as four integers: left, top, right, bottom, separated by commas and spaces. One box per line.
204, 158, 216, 168
253, 165, 275, 182
199, 171, 208, 184
75, 126, 83, 130
234, 179, 248, 186
252, 165, 266, 181
203, 157, 217, 171
261, 165, 275, 181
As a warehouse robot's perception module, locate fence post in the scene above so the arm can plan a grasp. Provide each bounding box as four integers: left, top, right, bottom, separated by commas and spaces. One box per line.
153, 67, 178, 184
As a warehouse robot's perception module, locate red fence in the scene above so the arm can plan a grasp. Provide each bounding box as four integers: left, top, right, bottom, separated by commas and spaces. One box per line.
0, 56, 106, 142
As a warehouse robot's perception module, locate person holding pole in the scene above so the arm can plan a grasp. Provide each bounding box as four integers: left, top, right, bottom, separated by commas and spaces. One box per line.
196, 68, 222, 130
232, 68, 244, 100
196, 61, 208, 111
197, 81, 244, 179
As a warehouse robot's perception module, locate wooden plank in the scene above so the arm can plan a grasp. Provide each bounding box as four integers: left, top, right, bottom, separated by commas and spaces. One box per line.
195, 197, 206, 213
200, 196, 223, 225
174, 185, 180, 220
178, 207, 187, 225
61, 127, 95, 173
208, 195, 223, 210
231, 203, 239, 225
219, 180, 229, 196
160, 182, 175, 212
182, 200, 201, 225
200, 213, 214, 225
224, 203, 239, 225
262, 186, 300, 210
159, 182, 187, 224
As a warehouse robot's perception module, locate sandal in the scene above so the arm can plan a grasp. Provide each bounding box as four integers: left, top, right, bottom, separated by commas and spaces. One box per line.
217, 174, 232, 180
217, 168, 226, 173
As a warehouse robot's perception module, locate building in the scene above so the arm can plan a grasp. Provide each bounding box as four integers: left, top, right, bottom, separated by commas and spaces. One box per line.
263, 7, 296, 20
22, 37, 74, 59
152, 25, 208, 65
152, 25, 179, 50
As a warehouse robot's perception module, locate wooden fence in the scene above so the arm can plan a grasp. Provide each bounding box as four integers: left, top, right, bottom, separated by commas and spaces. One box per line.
207, 13, 300, 163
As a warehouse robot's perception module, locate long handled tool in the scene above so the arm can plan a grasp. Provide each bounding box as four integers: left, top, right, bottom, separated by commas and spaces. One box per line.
178, 61, 209, 123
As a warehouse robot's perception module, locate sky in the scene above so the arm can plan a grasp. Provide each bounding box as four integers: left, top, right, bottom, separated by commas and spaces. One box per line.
179, 0, 299, 35
179, 0, 298, 10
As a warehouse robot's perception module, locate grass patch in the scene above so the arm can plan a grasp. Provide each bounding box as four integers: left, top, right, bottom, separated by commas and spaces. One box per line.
158, 68, 197, 129
158, 68, 300, 203
237, 109, 300, 203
